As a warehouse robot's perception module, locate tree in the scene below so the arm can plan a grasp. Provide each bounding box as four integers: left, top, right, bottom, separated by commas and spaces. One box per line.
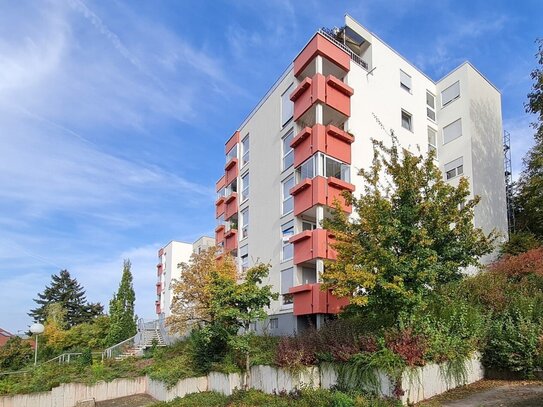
500, 232, 541, 257
167, 246, 237, 334
209, 263, 277, 386
516, 39, 543, 238
0, 336, 33, 371
42, 302, 68, 351
29, 269, 103, 327
106, 260, 137, 346
322, 137, 496, 321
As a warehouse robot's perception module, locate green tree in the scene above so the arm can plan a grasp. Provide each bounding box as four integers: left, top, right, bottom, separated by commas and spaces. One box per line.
209, 263, 277, 385
516, 39, 543, 238
29, 270, 103, 327
0, 336, 33, 371
106, 260, 137, 346
500, 232, 541, 257
322, 136, 495, 321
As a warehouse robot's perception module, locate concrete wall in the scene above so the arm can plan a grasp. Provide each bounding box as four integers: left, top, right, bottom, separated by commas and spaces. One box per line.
0, 356, 484, 406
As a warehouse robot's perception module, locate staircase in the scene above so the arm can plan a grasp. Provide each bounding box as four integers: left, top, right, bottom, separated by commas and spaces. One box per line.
102, 318, 168, 361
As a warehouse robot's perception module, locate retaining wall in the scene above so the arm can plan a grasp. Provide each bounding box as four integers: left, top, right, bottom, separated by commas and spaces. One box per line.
0, 355, 484, 406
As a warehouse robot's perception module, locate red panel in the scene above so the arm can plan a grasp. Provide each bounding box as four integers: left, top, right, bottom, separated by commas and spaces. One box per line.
293, 33, 351, 78
156, 283, 161, 295
290, 283, 349, 315
215, 225, 225, 245
292, 124, 354, 167
155, 300, 161, 315
325, 75, 353, 117
224, 229, 238, 252
290, 176, 354, 216
216, 198, 225, 218
225, 158, 238, 185
224, 192, 238, 220
216, 175, 226, 191
290, 229, 336, 265
225, 131, 240, 155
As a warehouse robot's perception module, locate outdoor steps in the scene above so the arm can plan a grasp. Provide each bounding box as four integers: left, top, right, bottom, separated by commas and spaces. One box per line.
114, 329, 166, 360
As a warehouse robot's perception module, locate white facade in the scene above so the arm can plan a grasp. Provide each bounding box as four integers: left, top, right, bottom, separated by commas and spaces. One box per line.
215, 15, 508, 334
155, 236, 215, 317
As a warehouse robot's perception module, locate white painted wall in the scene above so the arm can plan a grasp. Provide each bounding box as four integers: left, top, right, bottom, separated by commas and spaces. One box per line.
159, 241, 193, 318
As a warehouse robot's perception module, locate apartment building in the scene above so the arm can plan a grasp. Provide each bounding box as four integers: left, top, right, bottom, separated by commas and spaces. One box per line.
214, 15, 508, 335
155, 236, 215, 317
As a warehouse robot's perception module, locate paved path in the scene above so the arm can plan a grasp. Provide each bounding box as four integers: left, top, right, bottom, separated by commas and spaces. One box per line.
441, 383, 543, 407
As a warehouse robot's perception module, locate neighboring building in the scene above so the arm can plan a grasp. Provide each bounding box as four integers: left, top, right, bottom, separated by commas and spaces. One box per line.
155, 236, 215, 317
0, 328, 12, 347
214, 15, 508, 335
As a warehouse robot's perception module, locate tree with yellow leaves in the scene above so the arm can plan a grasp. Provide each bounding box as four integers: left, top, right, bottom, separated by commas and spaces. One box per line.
323, 135, 496, 321
167, 246, 237, 334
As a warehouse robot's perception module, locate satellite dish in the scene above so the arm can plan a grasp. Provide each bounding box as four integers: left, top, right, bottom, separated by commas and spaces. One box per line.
30, 323, 44, 335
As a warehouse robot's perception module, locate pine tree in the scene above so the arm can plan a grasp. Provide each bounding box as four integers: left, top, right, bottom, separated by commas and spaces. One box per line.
29, 269, 104, 327
516, 39, 543, 238
106, 259, 137, 346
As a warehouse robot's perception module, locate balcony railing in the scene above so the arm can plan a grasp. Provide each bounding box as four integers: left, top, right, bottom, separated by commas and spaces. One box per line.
289, 282, 349, 315
289, 229, 337, 265
318, 28, 368, 70
291, 124, 354, 167
289, 176, 354, 216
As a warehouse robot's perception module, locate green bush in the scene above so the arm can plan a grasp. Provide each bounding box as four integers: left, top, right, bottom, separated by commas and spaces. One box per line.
79, 348, 93, 366
0, 336, 33, 371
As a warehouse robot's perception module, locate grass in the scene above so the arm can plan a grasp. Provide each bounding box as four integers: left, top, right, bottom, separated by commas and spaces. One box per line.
151, 389, 402, 407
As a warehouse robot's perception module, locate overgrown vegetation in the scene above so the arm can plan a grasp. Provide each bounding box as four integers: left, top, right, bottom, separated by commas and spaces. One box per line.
151, 388, 401, 407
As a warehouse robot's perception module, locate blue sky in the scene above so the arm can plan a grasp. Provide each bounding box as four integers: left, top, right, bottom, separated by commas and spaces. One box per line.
0, 0, 540, 333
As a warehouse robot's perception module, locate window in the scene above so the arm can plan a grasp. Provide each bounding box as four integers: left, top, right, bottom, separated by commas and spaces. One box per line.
427, 127, 437, 155
281, 222, 294, 261
400, 70, 412, 93
241, 135, 249, 165
217, 186, 225, 200
241, 172, 249, 201
282, 176, 294, 215
441, 81, 460, 107
226, 145, 237, 163
444, 157, 464, 180
401, 110, 413, 131
240, 245, 248, 272
443, 119, 462, 144
216, 214, 225, 227
296, 156, 315, 181
241, 208, 249, 239
282, 130, 294, 170
302, 221, 317, 231
426, 91, 436, 121
269, 318, 279, 329
281, 267, 294, 305
323, 156, 350, 182
226, 179, 237, 195
281, 84, 294, 126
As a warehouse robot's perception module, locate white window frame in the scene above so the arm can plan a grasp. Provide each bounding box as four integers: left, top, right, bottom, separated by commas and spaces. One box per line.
282, 129, 294, 171
281, 222, 294, 261
280, 267, 294, 306
282, 176, 294, 215
322, 154, 351, 182
226, 145, 237, 163
426, 91, 436, 121
295, 155, 316, 182
441, 81, 460, 107
241, 135, 249, 166
400, 70, 412, 93
443, 118, 463, 145
401, 109, 413, 132
241, 172, 249, 201
241, 208, 249, 239
269, 318, 279, 329
281, 84, 294, 127
240, 245, 249, 272
444, 157, 464, 180
427, 127, 437, 156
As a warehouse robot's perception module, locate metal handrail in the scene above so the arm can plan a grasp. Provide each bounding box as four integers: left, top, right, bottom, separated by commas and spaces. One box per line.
318, 28, 369, 70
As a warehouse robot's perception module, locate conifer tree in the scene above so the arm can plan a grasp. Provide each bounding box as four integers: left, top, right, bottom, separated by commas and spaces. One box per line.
29, 269, 103, 327
106, 259, 137, 346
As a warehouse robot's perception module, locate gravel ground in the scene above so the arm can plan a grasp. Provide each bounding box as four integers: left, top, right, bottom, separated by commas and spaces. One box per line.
96, 394, 156, 407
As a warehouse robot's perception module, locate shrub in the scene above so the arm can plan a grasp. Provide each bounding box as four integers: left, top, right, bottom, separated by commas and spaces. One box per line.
187, 325, 230, 373
384, 328, 426, 367
79, 348, 93, 366
274, 335, 317, 369
0, 336, 33, 371
500, 232, 541, 257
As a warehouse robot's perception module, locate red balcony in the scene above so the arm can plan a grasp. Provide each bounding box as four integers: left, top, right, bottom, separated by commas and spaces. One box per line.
158, 248, 164, 257
289, 229, 337, 265
215, 224, 225, 245
225, 158, 238, 185
225, 131, 240, 155
294, 33, 351, 78
291, 124, 354, 167
289, 176, 354, 216
224, 229, 238, 252
156, 282, 162, 295
155, 300, 161, 315
216, 175, 226, 192
216, 196, 225, 218
224, 192, 238, 220
290, 73, 353, 121
289, 283, 349, 315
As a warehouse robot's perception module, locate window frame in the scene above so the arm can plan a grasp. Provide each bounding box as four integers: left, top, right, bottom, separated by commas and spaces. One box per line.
444, 157, 464, 180
241, 208, 249, 239
400, 70, 412, 93
282, 129, 294, 171
241, 172, 249, 201
441, 81, 460, 107
282, 175, 294, 215
427, 127, 437, 155
280, 267, 294, 306
281, 83, 294, 127
241, 135, 249, 166
401, 109, 413, 132
426, 91, 436, 122
443, 118, 463, 145
281, 222, 294, 262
